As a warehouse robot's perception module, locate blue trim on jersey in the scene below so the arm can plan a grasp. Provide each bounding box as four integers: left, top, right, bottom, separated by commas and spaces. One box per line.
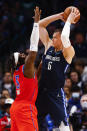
31, 75, 36, 100
31, 87, 36, 101
30, 104, 37, 131
22, 65, 24, 74
15, 67, 19, 71
34, 72, 35, 79
56, 50, 62, 54
64, 64, 69, 73
61, 88, 69, 126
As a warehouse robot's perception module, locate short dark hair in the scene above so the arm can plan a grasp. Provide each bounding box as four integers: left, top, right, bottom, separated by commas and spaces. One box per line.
74, 59, 85, 68
70, 69, 79, 75
70, 69, 81, 81
54, 28, 62, 34
71, 85, 80, 92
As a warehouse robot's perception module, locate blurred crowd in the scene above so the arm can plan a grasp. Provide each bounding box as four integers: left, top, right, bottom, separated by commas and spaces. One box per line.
64, 59, 87, 131
0, 0, 87, 130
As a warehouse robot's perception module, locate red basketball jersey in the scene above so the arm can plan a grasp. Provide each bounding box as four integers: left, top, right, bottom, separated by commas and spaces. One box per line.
13, 65, 38, 104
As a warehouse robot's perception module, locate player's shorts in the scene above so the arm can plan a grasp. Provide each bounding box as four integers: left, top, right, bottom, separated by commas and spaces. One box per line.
36, 88, 68, 128
10, 101, 38, 131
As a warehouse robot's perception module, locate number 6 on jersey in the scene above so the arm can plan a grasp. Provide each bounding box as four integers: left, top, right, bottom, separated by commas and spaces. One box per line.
48, 61, 52, 70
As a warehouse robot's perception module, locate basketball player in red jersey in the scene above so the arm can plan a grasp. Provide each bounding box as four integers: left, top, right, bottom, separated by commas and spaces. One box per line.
9, 7, 41, 131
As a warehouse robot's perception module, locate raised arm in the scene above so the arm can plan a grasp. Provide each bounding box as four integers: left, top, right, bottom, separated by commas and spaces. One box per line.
24, 7, 41, 78
39, 12, 64, 48
61, 8, 80, 64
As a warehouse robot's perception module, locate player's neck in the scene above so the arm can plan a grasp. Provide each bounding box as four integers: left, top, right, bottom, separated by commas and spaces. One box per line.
55, 45, 63, 52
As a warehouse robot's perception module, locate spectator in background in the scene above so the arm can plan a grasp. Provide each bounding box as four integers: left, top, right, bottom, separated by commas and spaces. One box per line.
70, 70, 82, 88
82, 81, 87, 95
64, 85, 71, 108
73, 32, 87, 58
74, 59, 85, 76
80, 94, 87, 112
65, 77, 72, 89
64, 85, 71, 101
79, 94, 87, 130
0, 98, 14, 131
0, 72, 16, 99
69, 94, 87, 131
68, 85, 81, 113
64, 78, 72, 106
1, 89, 10, 99
81, 66, 87, 84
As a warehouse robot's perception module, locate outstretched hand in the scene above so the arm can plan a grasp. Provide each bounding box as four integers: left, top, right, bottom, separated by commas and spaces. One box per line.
33, 6, 41, 23
67, 7, 80, 24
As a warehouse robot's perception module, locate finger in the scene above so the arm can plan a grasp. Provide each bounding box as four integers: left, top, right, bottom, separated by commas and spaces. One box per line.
36, 6, 39, 9
76, 10, 80, 15
76, 13, 80, 18
74, 10, 80, 17
74, 8, 77, 13
40, 10, 42, 15
74, 8, 78, 15
72, 7, 74, 12
36, 6, 39, 11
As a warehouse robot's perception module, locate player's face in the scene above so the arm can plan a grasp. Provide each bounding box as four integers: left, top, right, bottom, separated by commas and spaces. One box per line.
52, 32, 62, 49
18, 53, 26, 66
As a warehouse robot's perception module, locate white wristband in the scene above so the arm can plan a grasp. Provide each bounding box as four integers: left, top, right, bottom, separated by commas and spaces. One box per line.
30, 23, 39, 52
33, 23, 39, 27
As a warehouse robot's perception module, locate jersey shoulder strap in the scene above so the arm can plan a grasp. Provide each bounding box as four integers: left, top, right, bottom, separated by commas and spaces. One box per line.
46, 46, 55, 54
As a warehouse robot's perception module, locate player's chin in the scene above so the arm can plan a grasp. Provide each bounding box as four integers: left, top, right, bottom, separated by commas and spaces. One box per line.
19, 57, 25, 64
17, 63, 24, 68
17, 60, 25, 67
53, 43, 57, 47
53, 44, 59, 48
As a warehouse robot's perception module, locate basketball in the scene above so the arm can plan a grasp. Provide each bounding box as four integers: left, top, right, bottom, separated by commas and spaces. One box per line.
64, 6, 80, 24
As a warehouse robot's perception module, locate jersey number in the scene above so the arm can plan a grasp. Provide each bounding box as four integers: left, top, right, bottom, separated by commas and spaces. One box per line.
15, 75, 20, 95
48, 61, 52, 70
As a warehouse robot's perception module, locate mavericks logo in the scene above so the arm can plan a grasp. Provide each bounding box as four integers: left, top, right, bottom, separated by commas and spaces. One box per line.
45, 55, 60, 62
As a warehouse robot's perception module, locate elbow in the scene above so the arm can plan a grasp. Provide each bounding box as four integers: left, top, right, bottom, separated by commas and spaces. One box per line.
72, 48, 75, 58
39, 21, 46, 28
39, 21, 43, 27
70, 46, 75, 58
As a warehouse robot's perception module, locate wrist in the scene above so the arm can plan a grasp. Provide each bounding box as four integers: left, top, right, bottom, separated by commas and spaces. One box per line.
56, 13, 62, 20
65, 21, 71, 26
67, 17, 71, 24
34, 19, 39, 23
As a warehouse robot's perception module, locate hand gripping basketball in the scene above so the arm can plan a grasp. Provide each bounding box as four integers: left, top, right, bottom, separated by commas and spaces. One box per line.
64, 6, 80, 24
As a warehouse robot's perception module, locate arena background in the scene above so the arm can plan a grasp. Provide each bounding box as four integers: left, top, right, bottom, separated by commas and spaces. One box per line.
0, 0, 87, 131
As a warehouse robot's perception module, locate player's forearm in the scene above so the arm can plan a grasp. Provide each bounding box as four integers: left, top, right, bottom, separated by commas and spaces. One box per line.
39, 13, 62, 28
30, 23, 39, 52
61, 21, 71, 48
